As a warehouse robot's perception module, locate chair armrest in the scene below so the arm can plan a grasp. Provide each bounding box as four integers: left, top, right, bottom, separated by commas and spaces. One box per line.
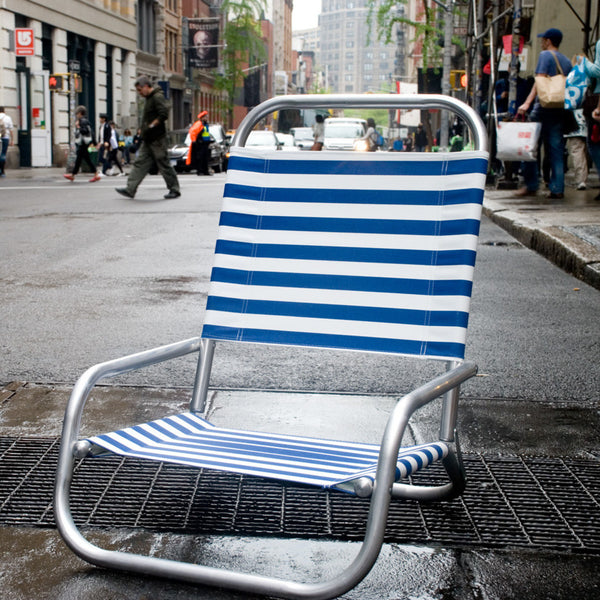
59, 337, 203, 451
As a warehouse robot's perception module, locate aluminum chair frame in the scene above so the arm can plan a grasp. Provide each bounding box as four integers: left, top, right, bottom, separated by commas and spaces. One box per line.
55, 94, 488, 600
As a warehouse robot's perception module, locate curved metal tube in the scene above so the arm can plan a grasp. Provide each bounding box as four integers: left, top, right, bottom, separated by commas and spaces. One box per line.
233, 94, 488, 152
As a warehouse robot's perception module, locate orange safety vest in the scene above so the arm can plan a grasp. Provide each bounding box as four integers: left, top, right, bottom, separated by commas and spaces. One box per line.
185, 120, 205, 165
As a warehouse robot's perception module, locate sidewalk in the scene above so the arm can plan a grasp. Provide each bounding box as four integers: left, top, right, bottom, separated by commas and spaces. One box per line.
1, 382, 599, 600
484, 175, 600, 290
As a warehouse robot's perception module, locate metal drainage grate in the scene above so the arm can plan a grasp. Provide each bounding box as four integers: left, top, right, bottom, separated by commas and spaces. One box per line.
1, 437, 600, 552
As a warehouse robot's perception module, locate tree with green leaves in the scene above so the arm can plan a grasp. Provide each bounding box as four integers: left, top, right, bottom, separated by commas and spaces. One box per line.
215, 0, 268, 126
366, 0, 444, 75
366, 1, 467, 148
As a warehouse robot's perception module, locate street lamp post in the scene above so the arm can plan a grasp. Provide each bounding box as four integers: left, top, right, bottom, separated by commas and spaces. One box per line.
438, 0, 455, 150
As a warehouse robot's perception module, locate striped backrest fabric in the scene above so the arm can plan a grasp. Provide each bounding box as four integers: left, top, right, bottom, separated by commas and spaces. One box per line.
202, 148, 488, 361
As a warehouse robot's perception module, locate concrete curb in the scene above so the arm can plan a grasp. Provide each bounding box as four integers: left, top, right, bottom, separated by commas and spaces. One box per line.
483, 200, 600, 291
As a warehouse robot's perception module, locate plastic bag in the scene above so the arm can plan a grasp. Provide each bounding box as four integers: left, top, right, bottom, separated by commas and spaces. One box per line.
565, 61, 589, 110
496, 120, 541, 162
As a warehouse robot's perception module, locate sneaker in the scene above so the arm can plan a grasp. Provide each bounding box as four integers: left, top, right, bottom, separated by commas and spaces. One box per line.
164, 190, 181, 199
63, 173, 75, 182
88, 174, 101, 183
577, 182, 587, 190
116, 187, 134, 199
547, 192, 564, 199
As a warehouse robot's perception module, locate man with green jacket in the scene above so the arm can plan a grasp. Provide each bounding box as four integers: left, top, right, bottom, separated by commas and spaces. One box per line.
116, 76, 180, 199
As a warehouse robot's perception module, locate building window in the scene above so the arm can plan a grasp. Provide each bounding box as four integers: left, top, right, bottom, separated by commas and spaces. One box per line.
345, 74, 353, 81
345, 84, 353, 91
345, 63, 354, 71
137, 0, 156, 54
346, 41, 354, 48
364, 63, 373, 71
166, 29, 178, 72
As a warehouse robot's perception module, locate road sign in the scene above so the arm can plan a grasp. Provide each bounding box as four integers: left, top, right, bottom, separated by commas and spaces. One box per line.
15, 29, 34, 56
69, 60, 80, 73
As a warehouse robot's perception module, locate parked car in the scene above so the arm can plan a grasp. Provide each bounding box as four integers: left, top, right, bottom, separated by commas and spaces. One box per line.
167, 124, 229, 173
276, 133, 298, 151
290, 127, 314, 150
244, 130, 282, 151
323, 117, 367, 151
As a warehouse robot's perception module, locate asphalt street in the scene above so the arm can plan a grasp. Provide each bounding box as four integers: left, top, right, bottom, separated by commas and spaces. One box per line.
1, 171, 598, 402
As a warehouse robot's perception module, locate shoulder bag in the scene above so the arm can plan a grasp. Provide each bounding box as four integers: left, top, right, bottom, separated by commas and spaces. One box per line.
535, 52, 567, 109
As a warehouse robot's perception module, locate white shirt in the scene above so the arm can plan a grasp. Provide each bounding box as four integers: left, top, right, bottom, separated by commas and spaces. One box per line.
0, 112, 14, 140
313, 121, 324, 143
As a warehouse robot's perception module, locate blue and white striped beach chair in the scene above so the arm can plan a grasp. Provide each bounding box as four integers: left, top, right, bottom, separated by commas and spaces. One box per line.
55, 94, 488, 599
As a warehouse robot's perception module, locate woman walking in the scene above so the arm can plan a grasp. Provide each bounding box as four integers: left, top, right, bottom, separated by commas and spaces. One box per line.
63, 105, 101, 182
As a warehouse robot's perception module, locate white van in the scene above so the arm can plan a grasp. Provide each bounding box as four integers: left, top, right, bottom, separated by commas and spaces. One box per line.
323, 117, 368, 151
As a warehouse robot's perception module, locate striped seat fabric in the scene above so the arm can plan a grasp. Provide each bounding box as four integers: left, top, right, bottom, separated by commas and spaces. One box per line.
88, 412, 448, 494
202, 148, 488, 361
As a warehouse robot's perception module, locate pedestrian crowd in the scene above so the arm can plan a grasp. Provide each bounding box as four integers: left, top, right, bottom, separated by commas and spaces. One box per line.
493, 27, 600, 201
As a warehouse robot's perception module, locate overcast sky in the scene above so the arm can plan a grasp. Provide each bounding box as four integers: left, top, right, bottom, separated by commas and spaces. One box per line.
292, 0, 321, 31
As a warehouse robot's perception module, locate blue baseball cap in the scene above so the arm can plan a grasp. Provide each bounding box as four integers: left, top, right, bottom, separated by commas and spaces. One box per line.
538, 28, 562, 46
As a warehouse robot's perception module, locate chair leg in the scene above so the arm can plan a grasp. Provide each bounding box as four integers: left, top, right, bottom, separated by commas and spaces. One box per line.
440, 436, 466, 500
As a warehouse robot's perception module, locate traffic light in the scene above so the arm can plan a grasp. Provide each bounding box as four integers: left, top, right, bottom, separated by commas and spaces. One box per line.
449, 70, 467, 90
49, 74, 64, 91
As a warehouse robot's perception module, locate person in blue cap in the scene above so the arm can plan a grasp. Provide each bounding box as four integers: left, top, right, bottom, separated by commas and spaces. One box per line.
516, 28, 572, 199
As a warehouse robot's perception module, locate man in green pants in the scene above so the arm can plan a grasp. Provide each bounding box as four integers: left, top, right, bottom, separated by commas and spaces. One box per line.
116, 76, 180, 199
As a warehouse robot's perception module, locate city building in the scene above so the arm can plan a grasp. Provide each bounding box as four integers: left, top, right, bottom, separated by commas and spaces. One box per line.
319, 0, 396, 94
181, 0, 227, 126
0, 0, 137, 168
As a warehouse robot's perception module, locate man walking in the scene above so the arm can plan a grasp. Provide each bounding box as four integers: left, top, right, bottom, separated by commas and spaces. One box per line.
516, 28, 572, 199
116, 76, 180, 199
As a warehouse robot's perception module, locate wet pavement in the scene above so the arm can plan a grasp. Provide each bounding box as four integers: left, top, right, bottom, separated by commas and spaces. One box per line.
1, 166, 599, 599
1, 382, 600, 599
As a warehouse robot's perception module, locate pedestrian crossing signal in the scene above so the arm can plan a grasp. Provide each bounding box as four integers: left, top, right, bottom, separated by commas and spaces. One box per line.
49, 75, 64, 91
449, 70, 467, 90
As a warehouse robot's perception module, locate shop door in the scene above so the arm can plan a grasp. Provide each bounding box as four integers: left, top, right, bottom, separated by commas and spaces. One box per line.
30, 71, 52, 167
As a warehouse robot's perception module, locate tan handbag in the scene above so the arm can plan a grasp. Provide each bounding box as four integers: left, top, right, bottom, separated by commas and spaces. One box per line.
535, 52, 566, 109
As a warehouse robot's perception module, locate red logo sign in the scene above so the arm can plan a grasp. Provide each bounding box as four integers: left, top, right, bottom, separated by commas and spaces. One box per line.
15, 29, 34, 56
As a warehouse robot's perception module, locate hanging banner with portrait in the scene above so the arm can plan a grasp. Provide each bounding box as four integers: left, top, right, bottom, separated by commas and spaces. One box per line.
188, 18, 220, 70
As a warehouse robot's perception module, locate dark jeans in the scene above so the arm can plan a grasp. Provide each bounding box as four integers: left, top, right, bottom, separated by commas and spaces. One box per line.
124, 137, 179, 196
107, 148, 123, 173
0, 137, 8, 172
71, 144, 96, 175
522, 114, 566, 194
